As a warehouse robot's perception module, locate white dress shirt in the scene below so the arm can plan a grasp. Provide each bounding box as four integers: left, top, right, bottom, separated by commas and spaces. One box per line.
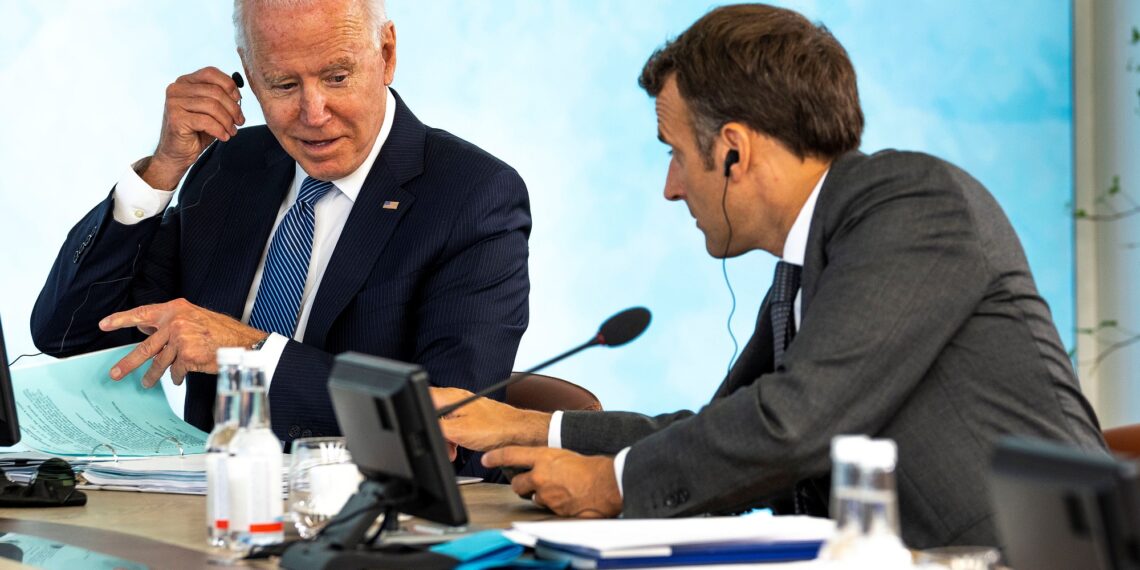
111, 88, 398, 389
547, 169, 830, 503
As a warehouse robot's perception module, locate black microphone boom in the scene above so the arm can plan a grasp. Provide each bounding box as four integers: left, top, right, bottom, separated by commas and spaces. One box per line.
436, 307, 651, 417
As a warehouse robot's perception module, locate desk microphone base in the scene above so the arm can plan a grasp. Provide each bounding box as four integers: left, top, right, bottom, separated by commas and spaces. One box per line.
279, 479, 460, 570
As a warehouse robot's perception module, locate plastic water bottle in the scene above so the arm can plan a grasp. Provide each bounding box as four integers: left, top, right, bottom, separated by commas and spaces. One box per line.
205, 347, 244, 547
227, 350, 285, 549
849, 439, 912, 568
818, 435, 870, 561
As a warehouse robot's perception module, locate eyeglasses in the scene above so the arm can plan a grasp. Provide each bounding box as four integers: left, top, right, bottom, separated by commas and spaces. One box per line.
0, 458, 87, 508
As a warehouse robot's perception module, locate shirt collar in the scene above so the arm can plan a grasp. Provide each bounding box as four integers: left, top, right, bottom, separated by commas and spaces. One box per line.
293, 87, 397, 203
780, 169, 828, 266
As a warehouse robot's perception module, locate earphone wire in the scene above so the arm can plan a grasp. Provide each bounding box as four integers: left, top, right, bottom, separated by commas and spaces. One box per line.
720, 171, 739, 375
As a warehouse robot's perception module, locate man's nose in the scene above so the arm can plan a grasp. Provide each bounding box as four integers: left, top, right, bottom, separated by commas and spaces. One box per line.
663, 162, 684, 202
299, 87, 331, 127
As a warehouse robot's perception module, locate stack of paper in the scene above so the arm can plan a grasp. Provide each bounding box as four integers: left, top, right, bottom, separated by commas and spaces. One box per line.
81, 454, 210, 494
7, 344, 208, 458
510, 515, 834, 569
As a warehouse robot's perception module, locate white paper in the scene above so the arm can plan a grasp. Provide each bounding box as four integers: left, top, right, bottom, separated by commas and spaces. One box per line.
512, 515, 835, 554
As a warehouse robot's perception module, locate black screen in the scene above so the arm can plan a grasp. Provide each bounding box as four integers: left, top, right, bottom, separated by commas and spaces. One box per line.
990, 437, 1140, 570
327, 353, 467, 527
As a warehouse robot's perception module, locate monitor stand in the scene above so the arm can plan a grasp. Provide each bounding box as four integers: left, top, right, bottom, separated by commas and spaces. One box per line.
279, 478, 458, 570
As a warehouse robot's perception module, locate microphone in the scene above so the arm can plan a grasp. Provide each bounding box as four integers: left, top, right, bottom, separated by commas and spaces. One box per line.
436, 306, 651, 417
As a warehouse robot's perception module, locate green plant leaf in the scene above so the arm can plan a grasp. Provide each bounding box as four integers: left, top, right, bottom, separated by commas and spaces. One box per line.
1099, 320, 1119, 328
1074, 208, 1088, 218
1133, 26, 1140, 44
1108, 175, 1122, 195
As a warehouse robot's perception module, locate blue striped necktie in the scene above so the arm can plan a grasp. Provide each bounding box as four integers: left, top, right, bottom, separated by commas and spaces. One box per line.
249, 177, 335, 338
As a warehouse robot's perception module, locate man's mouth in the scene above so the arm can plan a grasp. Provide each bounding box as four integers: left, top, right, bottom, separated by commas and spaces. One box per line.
299, 137, 341, 151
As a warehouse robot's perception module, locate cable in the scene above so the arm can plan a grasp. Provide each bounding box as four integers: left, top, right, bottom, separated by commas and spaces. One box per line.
8, 352, 42, 367
720, 174, 739, 375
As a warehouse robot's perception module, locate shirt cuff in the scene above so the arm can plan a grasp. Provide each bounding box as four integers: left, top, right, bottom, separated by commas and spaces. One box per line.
258, 333, 290, 391
613, 447, 630, 499
112, 159, 175, 225
547, 410, 564, 448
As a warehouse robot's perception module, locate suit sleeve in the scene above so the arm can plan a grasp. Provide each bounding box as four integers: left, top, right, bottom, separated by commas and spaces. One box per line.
266, 167, 531, 440
30, 146, 221, 356
619, 164, 990, 517
561, 410, 698, 455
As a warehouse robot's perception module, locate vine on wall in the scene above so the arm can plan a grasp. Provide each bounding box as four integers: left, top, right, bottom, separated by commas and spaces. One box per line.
1073, 26, 1140, 369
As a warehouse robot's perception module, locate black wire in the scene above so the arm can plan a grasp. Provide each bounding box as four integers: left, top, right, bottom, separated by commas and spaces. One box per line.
7, 353, 42, 367
720, 174, 739, 375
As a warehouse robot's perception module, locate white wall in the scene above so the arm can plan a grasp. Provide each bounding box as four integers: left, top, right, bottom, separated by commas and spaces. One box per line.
1075, 0, 1140, 427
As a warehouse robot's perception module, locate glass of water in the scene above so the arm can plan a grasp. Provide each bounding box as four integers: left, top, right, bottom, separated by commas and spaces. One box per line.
288, 437, 361, 538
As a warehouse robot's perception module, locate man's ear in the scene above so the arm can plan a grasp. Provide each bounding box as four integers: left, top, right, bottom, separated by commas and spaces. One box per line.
719, 122, 752, 179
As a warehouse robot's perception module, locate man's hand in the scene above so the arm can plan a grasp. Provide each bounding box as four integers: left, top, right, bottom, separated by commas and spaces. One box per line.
483, 447, 622, 518
99, 298, 267, 388
431, 387, 551, 452
142, 67, 246, 190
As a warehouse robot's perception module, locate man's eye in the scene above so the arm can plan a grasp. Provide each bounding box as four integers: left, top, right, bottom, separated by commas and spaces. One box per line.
273, 82, 297, 91
331, 74, 348, 83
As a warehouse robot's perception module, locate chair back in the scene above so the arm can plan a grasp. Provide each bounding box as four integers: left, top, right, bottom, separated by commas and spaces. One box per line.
505, 373, 602, 413
1103, 424, 1140, 457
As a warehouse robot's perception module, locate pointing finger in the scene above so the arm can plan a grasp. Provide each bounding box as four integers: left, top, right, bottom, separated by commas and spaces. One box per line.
111, 328, 170, 381
100, 303, 162, 332
483, 446, 541, 470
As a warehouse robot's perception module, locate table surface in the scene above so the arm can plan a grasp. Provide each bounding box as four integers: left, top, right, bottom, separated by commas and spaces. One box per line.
0, 483, 554, 569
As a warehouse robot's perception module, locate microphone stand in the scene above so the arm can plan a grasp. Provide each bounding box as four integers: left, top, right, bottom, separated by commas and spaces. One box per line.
435, 334, 602, 417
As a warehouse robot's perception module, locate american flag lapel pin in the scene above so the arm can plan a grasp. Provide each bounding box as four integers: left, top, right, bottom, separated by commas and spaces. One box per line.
382, 200, 400, 210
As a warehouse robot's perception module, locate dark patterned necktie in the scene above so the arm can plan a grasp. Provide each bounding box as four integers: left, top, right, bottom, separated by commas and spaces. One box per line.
770, 261, 803, 369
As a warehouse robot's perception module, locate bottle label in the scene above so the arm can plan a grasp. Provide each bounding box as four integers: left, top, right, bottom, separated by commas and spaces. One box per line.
206, 452, 229, 532
226, 447, 283, 537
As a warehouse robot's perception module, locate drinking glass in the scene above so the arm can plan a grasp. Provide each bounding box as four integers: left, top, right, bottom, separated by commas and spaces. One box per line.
288, 437, 361, 538
915, 546, 1002, 570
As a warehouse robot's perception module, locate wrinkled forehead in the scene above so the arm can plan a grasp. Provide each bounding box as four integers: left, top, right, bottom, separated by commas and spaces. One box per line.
243, 0, 374, 61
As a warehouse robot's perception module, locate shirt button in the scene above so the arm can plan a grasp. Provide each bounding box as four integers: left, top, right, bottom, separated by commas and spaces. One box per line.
133, 209, 145, 219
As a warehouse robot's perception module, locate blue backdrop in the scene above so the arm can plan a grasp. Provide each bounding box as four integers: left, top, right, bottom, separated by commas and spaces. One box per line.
0, 1, 1073, 416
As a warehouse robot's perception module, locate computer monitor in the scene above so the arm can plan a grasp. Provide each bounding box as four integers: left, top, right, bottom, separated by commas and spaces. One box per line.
0, 317, 22, 447
280, 353, 466, 570
990, 436, 1140, 570
326, 352, 467, 526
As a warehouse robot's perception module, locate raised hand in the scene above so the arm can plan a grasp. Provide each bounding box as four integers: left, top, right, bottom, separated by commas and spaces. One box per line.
141, 67, 246, 190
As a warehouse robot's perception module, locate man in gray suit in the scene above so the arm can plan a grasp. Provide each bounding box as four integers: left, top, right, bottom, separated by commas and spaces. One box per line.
433, 3, 1106, 548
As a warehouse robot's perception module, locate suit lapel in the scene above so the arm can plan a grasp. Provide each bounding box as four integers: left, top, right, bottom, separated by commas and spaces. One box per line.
190, 145, 294, 318
303, 90, 426, 346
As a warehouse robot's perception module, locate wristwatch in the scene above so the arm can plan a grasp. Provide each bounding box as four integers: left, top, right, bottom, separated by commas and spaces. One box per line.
250, 334, 270, 351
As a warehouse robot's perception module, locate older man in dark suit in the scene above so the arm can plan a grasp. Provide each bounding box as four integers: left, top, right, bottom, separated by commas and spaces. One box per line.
433, 3, 1105, 548
31, 0, 530, 456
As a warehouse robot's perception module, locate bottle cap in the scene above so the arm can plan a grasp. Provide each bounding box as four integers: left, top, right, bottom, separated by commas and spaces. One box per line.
861, 439, 898, 470
831, 435, 871, 464
216, 347, 245, 366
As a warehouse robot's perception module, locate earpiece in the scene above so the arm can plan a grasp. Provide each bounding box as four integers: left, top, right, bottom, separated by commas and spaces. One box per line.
723, 149, 739, 177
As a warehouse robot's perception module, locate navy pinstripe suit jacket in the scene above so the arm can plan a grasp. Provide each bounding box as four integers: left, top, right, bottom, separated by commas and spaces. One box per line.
32, 92, 531, 448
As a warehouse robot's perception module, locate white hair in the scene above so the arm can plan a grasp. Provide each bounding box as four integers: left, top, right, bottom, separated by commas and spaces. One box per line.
233, 0, 388, 55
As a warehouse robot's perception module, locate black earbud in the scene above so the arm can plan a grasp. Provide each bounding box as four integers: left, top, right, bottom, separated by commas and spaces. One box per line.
723, 149, 739, 177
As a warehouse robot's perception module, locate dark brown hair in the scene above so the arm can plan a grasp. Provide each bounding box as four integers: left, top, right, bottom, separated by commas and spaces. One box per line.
640, 3, 863, 168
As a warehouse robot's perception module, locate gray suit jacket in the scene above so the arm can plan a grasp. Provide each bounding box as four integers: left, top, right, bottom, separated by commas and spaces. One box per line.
561, 150, 1105, 549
